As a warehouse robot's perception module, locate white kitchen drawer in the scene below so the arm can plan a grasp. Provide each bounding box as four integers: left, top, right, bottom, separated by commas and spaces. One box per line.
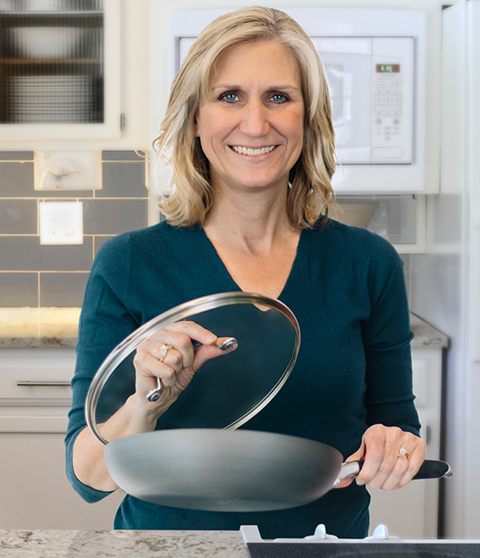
0, 348, 75, 406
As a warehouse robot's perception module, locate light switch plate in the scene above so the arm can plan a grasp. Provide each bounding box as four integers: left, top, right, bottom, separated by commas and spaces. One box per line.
39, 202, 84, 245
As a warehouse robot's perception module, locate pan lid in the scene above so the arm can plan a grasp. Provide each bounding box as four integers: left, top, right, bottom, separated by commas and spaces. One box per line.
85, 292, 300, 444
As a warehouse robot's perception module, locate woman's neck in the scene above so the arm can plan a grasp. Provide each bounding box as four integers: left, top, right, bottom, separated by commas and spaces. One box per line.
202, 187, 301, 299
203, 184, 296, 256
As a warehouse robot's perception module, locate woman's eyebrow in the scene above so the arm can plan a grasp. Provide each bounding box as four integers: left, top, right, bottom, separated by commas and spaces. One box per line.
211, 83, 300, 92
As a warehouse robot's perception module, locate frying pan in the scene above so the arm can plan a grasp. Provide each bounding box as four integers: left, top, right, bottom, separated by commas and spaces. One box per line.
104, 428, 452, 512
85, 292, 452, 513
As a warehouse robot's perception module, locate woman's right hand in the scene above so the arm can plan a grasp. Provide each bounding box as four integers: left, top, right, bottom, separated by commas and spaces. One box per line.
73, 320, 236, 492
130, 320, 237, 431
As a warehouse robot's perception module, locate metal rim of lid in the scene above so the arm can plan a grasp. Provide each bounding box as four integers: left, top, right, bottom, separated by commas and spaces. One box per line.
85, 292, 301, 445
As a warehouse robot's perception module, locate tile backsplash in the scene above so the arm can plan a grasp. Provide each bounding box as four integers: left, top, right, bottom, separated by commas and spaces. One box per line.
0, 150, 149, 308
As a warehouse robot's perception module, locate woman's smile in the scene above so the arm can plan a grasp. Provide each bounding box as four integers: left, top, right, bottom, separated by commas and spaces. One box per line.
195, 40, 304, 193
230, 145, 277, 156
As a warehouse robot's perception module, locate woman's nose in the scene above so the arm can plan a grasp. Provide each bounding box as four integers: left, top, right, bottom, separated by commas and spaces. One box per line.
239, 101, 270, 137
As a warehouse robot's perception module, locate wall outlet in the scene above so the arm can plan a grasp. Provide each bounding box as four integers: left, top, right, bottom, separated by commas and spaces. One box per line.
34, 151, 102, 191
39, 202, 84, 245
368, 207, 389, 237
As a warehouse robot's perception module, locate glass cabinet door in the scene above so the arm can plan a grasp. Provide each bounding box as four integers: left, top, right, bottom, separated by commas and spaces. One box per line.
0, 0, 120, 139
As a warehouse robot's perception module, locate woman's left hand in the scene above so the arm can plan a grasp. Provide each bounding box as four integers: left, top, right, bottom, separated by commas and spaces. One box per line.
336, 424, 426, 491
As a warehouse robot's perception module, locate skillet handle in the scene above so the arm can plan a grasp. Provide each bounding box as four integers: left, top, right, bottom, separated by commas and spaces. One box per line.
413, 459, 453, 480
335, 459, 453, 485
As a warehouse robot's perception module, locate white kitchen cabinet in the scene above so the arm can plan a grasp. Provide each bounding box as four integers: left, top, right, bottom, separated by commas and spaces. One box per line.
0, 0, 121, 140
368, 346, 444, 538
0, 348, 123, 529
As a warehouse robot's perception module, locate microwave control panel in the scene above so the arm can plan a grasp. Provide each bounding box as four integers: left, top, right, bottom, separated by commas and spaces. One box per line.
312, 36, 414, 165
371, 37, 414, 164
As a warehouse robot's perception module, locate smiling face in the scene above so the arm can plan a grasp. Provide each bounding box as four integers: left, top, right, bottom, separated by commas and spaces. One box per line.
194, 40, 305, 196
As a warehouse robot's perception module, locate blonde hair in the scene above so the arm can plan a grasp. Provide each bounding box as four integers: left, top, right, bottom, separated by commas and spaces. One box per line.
154, 6, 336, 228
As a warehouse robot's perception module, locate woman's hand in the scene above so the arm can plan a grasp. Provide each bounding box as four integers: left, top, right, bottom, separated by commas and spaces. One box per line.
74, 320, 236, 493
131, 320, 237, 428
336, 424, 426, 491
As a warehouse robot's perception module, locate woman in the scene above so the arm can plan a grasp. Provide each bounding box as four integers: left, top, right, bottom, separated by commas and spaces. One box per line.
66, 6, 424, 539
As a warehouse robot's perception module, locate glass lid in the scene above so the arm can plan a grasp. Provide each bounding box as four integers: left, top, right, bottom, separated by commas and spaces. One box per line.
85, 292, 300, 445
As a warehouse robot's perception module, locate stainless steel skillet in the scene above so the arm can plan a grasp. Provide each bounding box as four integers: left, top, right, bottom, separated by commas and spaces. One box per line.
103, 428, 452, 512
85, 292, 451, 512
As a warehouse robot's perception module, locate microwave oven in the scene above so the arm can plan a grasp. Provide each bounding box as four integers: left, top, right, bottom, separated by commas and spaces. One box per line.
155, 7, 433, 194
177, 35, 414, 166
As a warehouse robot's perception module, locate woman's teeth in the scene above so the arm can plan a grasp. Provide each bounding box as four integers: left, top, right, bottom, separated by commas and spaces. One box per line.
231, 146, 276, 156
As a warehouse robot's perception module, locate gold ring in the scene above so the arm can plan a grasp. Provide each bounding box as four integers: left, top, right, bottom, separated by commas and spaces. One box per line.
398, 448, 411, 461
158, 342, 172, 362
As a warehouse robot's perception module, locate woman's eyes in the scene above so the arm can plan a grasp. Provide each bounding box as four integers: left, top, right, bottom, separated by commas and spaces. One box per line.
219, 91, 239, 103
270, 93, 290, 103
217, 91, 291, 104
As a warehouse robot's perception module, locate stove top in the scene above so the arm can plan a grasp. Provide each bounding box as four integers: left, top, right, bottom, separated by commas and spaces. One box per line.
241, 524, 480, 558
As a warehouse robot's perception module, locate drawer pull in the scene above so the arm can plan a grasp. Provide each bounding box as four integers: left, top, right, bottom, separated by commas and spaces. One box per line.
17, 381, 71, 387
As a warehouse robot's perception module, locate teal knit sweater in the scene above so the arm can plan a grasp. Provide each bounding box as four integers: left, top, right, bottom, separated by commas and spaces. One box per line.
65, 219, 419, 539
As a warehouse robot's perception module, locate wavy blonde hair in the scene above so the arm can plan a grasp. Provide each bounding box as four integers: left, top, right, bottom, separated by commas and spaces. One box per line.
154, 6, 337, 228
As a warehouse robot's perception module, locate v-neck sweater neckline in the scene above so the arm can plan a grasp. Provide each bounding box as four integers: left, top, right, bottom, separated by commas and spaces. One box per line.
196, 225, 308, 302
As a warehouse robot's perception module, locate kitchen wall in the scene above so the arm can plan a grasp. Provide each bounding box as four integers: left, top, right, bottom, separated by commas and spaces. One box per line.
0, 0, 151, 308
0, 0, 458, 312
0, 150, 148, 307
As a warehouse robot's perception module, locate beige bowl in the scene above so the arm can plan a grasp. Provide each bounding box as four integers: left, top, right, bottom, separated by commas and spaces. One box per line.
331, 202, 379, 228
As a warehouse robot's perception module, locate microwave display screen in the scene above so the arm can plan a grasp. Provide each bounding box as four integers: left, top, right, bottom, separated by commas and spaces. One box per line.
376, 64, 401, 73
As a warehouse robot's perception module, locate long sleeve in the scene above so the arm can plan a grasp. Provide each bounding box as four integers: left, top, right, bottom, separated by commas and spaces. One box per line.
65, 234, 140, 502
361, 231, 419, 434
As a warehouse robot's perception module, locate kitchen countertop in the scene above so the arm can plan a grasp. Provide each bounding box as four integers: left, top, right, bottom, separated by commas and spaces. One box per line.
0, 307, 81, 348
0, 308, 448, 350
0, 529, 249, 558
410, 313, 448, 349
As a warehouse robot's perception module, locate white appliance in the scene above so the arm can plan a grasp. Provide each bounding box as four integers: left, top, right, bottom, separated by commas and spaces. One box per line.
177, 35, 414, 168
161, 7, 435, 194
408, 0, 480, 539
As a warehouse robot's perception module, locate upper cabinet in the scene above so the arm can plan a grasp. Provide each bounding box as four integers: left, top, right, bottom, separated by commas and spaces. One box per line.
0, 0, 120, 139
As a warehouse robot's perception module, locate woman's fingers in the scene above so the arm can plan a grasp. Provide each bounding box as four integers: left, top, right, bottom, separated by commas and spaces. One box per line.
358, 425, 425, 490
191, 336, 238, 370
342, 424, 426, 491
133, 322, 237, 400
136, 322, 215, 378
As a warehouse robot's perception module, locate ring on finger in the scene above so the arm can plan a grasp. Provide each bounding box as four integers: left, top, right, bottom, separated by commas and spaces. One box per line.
158, 342, 173, 363
398, 448, 411, 461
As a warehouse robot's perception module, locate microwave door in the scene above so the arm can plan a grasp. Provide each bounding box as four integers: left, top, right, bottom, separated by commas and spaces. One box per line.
177, 36, 373, 167
312, 38, 373, 165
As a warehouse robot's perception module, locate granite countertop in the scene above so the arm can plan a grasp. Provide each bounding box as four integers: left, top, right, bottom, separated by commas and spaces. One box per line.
0, 307, 81, 348
0, 308, 448, 350
410, 313, 448, 349
0, 530, 249, 558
